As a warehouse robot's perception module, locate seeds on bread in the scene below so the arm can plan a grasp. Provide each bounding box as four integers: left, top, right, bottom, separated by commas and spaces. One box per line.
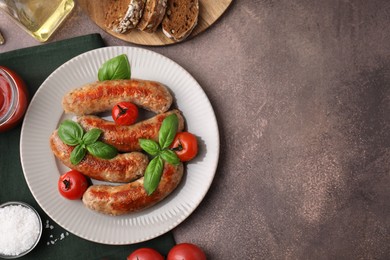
162, 0, 199, 42
115, 0, 146, 33
105, 0, 200, 42
106, 0, 146, 34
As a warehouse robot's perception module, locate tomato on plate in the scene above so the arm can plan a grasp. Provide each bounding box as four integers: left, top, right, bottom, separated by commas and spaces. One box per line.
111, 101, 138, 126
170, 132, 198, 162
58, 170, 89, 200
167, 243, 206, 260
127, 248, 164, 260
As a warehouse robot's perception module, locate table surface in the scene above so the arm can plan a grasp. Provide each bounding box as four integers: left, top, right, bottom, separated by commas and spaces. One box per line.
1, 0, 389, 259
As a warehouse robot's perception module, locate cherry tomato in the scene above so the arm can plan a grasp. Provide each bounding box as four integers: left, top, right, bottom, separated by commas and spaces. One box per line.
170, 132, 198, 162
111, 102, 138, 126
127, 248, 164, 260
58, 170, 89, 200
167, 243, 206, 260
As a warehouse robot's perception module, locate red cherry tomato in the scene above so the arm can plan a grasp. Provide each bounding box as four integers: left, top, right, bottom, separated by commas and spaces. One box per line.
170, 132, 198, 162
58, 170, 89, 200
167, 243, 206, 260
127, 248, 164, 260
111, 102, 138, 126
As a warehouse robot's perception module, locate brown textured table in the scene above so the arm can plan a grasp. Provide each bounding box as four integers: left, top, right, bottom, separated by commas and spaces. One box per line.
1, 0, 389, 259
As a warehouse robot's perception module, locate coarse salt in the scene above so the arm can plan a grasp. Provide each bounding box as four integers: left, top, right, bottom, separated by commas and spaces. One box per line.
0, 205, 40, 256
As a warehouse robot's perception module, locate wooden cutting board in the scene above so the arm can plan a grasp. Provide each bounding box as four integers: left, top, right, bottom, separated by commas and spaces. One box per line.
78, 0, 233, 46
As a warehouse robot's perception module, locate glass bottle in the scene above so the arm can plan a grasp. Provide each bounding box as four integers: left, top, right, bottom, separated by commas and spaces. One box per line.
0, 0, 74, 42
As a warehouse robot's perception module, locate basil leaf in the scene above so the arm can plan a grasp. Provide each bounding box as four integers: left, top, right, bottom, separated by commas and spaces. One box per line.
159, 114, 178, 149
87, 141, 117, 159
160, 149, 180, 166
58, 120, 84, 146
82, 128, 102, 145
143, 156, 164, 195
139, 139, 160, 156
98, 54, 131, 81
70, 145, 86, 165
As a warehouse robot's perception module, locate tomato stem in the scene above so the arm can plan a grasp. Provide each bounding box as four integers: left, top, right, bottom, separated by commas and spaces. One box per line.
171, 141, 183, 152
63, 178, 71, 190
116, 105, 128, 120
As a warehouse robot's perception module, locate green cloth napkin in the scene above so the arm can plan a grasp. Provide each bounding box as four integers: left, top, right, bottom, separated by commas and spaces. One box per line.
0, 34, 175, 259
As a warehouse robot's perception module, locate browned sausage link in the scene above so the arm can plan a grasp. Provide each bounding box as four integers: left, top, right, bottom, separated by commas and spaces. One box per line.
49, 130, 149, 183
62, 79, 173, 115
77, 109, 185, 152
82, 163, 184, 215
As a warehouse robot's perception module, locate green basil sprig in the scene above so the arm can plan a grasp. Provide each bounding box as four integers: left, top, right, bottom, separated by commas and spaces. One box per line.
98, 54, 131, 81
139, 114, 180, 195
58, 120, 118, 165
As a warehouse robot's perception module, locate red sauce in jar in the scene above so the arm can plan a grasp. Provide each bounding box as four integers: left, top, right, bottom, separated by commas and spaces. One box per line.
0, 75, 12, 118
0, 66, 29, 132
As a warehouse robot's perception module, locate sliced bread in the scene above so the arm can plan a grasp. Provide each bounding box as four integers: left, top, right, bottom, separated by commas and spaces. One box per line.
161, 0, 199, 42
105, 0, 129, 31
105, 0, 146, 34
137, 0, 167, 33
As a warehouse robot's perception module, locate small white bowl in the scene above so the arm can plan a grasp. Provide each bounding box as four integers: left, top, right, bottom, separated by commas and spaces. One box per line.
0, 201, 42, 259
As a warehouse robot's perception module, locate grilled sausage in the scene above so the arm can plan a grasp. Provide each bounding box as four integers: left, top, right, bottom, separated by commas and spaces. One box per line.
50, 130, 149, 183
82, 163, 184, 215
77, 109, 185, 152
62, 79, 173, 115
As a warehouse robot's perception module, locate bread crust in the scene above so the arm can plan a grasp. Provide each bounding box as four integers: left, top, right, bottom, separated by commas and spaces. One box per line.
105, 0, 146, 34
115, 0, 146, 33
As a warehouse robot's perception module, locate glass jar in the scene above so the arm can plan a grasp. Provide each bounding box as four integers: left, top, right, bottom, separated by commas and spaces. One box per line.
0, 66, 29, 132
0, 0, 75, 42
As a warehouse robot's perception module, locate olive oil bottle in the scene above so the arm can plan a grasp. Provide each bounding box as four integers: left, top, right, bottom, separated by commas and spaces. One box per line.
0, 0, 74, 42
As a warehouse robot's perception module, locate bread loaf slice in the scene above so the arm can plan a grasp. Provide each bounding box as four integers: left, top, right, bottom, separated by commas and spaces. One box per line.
161, 0, 199, 42
105, 0, 146, 34
105, 0, 128, 31
137, 0, 167, 33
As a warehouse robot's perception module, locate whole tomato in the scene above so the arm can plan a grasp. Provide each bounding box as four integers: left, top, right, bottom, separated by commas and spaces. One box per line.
167, 243, 206, 260
111, 102, 138, 126
170, 132, 198, 162
58, 170, 89, 200
127, 248, 164, 260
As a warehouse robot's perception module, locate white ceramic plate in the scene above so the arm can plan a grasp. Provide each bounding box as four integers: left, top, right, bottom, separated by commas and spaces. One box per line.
20, 46, 219, 244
